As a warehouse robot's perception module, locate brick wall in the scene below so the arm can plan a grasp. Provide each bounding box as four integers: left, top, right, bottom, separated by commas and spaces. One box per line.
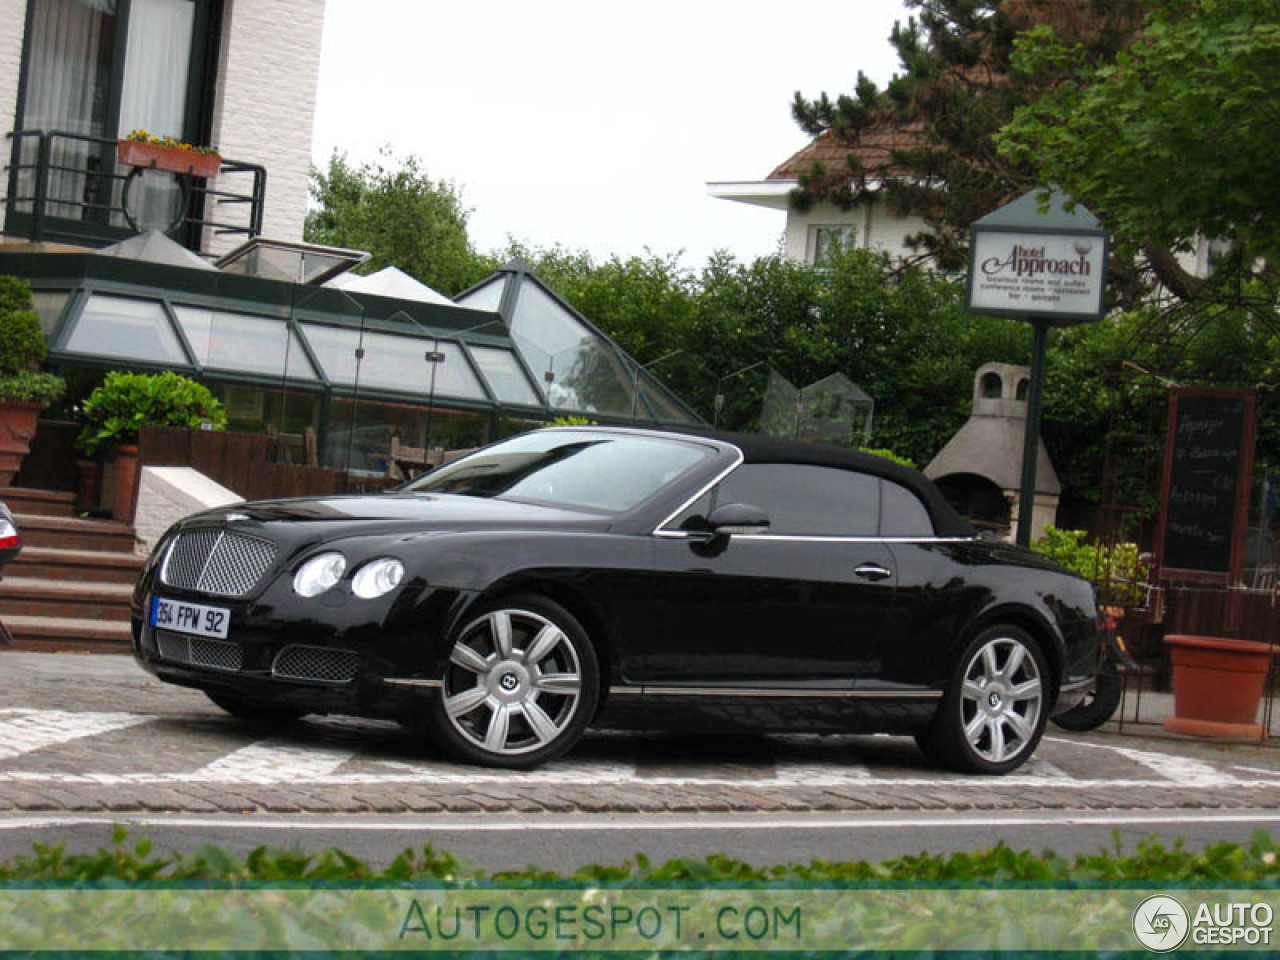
0, 0, 28, 223
209, 0, 326, 252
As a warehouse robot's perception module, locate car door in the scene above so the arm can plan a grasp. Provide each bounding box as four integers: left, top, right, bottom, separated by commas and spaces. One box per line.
644, 463, 899, 687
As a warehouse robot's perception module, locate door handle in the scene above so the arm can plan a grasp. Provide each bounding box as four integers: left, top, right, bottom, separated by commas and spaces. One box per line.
854, 563, 893, 581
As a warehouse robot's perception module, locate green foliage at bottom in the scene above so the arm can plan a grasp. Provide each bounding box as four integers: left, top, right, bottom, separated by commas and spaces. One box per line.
3, 826, 1279, 884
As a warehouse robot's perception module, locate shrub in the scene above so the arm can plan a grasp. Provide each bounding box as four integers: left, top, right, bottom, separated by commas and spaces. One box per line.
0, 275, 65, 403
76, 371, 227, 457
1033, 525, 1149, 607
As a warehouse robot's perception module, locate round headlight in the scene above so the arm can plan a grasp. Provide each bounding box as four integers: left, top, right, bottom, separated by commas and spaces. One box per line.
351, 558, 405, 599
293, 552, 346, 597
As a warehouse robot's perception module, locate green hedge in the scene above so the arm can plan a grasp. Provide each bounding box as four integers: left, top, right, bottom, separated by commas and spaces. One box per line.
3, 827, 1279, 883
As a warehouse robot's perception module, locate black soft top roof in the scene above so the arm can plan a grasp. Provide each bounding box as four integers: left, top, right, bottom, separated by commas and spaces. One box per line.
670, 428, 976, 539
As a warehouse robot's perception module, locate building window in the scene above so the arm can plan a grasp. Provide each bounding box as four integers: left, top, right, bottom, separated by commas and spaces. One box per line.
809, 225, 857, 266
8, 0, 218, 240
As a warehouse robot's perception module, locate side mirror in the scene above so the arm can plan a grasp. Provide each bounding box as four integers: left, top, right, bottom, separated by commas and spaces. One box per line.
706, 502, 770, 536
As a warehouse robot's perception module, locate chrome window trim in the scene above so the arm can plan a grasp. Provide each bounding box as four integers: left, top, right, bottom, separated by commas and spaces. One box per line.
651, 445, 745, 535
608, 684, 940, 700
654, 530, 977, 544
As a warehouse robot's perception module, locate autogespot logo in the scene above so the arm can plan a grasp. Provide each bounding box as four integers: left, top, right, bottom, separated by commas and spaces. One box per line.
1133, 895, 1190, 952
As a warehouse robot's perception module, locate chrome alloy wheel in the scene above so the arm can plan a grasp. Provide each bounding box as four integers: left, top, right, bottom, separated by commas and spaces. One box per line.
442, 608, 584, 757
958, 635, 1043, 765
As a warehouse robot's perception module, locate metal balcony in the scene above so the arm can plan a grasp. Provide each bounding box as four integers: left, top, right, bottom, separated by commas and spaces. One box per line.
3, 129, 266, 255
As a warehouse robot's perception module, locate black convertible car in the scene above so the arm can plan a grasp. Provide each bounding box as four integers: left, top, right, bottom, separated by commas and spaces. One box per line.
132, 427, 1100, 775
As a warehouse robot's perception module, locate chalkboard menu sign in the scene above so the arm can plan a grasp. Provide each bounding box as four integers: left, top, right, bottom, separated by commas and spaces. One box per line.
1155, 388, 1256, 582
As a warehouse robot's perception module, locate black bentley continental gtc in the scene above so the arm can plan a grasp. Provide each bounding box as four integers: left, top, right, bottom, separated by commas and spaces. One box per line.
132, 427, 1100, 775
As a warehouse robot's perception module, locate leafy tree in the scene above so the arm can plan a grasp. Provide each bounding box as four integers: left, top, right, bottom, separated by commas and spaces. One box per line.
999, 0, 1280, 306
306, 149, 493, 296
789, 0, 1142, 271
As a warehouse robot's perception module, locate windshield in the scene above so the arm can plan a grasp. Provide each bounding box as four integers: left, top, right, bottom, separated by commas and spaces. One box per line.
403, 430, 712, 514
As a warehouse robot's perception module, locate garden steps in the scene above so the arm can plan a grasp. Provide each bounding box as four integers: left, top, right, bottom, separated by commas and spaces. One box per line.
1, 614, 132, 651
11, 513, 136, 553
0, 577, 133, 622
1, 487, 74, 518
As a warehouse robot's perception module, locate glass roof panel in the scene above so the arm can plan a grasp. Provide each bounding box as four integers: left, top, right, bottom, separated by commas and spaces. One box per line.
510, 282, 634, 415
636, 368, 701, 424
300, 323, 487, 400
454, 277, 506, 313
468, 345, 541, 406
174, 306, 318, 380
64, 295, 189, 366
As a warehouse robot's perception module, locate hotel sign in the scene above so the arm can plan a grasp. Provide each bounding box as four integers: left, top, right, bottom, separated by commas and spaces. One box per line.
966, 189, 1109, 326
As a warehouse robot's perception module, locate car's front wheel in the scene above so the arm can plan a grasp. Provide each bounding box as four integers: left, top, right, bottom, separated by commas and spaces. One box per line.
430, 595, 599, 769
916, 624, 1049, 775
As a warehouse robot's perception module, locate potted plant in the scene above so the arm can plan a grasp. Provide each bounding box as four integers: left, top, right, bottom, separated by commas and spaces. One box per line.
77, 371, 227, 523
1162, 634, 1273, 739
117, 129, 221, 179
0, 276, 65, 486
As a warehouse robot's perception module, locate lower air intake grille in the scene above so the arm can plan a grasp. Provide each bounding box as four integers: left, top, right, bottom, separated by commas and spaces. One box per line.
272, 645, 359, 684
156, 632, 243, 672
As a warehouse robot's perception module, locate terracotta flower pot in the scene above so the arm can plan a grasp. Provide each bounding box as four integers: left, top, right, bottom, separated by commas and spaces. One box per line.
112, 444, 140, 525
117, 139, 220, 179
1164, 634, 1273, 739
0, 400, 46, 486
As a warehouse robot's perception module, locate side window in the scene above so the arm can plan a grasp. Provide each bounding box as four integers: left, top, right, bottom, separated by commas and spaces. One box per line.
711, 464, 879, 536
880, 480, 935, 538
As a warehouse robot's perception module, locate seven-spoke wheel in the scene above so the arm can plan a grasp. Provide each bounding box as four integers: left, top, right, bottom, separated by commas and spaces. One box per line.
431, 595, 598, 768
917, 625, 1049, 775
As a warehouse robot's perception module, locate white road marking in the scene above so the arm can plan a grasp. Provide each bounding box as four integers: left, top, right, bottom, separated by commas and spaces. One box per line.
187, 740, 358, 783
5, 811, 1280, 832
0, 709, 152, 759
1044, 737, 1239, 785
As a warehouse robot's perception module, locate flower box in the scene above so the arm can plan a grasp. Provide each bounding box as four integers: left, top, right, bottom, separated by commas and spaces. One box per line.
117, 139, 220, 179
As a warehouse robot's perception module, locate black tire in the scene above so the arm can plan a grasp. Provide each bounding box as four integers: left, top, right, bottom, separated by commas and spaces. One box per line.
1050, 660, 1121, 732
205, 690, 306, 722
916, 624, 1051, 775
429, 593, 599, 769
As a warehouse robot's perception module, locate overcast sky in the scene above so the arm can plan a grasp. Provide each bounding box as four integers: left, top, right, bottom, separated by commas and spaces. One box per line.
311, 1, 911, 270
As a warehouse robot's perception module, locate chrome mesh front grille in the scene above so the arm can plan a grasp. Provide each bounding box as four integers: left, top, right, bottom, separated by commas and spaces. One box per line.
161, 530, 277, 597
273, 645, 359, 684
156, 632, 243, 672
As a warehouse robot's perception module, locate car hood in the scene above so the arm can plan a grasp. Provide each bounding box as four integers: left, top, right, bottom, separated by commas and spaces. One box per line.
184, 492, 613, 536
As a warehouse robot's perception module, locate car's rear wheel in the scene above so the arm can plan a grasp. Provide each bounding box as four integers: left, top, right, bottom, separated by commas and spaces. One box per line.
916, 624, 1049, 775
204, 690, 306, 722
431, 595, 599, 769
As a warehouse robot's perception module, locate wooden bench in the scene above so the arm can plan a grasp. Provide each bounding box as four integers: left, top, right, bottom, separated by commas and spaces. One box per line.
386, 438, 479, 481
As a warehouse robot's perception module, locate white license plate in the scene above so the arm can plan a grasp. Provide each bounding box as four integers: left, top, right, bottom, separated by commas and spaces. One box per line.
151, 597, 230, 639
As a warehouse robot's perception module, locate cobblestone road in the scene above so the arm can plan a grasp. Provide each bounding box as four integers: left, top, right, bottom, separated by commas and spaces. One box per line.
2, 653, 1278, 815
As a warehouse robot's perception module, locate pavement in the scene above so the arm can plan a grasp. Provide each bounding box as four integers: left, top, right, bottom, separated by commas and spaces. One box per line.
1, 651, 1279, 817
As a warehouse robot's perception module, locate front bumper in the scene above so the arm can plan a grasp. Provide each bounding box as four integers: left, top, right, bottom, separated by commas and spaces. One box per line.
132, 578, 473, 719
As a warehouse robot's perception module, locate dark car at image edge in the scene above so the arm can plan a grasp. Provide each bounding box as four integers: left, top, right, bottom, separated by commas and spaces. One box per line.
131, 426, 1100, 775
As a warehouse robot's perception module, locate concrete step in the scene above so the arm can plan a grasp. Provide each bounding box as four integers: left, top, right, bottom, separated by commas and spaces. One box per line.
0, 577, 134, 622
1, 614, 132, 651
13, 514, 136, 553
0, 487, 75, 518
7, 546, 145, 585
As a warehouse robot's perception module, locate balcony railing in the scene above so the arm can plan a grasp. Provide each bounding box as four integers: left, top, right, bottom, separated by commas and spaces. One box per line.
3, 129, 266, 254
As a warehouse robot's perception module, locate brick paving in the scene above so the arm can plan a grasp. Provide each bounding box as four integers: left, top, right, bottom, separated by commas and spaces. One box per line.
2, 652, 1279, 816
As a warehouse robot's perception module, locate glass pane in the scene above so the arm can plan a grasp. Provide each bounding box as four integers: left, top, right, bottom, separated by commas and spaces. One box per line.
30, 291, 70, 339
17, 0, 118, 219
115, 0, 197, 229
209, 384, 320, 445
175, 306, 317, 380
469, 345, 540, 406
636, 368, 700, 424
407, 430, 712, 514
323, 398, 488, 474
510, 282, 633, 415
881, 480, 934, 538
301, 323, 486, 400
715, 464, 879, 536
455, 277, 506, 312
64, 294, 188, 366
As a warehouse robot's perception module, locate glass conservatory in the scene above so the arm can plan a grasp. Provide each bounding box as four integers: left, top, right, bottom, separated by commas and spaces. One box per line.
0, 246, 703, 476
